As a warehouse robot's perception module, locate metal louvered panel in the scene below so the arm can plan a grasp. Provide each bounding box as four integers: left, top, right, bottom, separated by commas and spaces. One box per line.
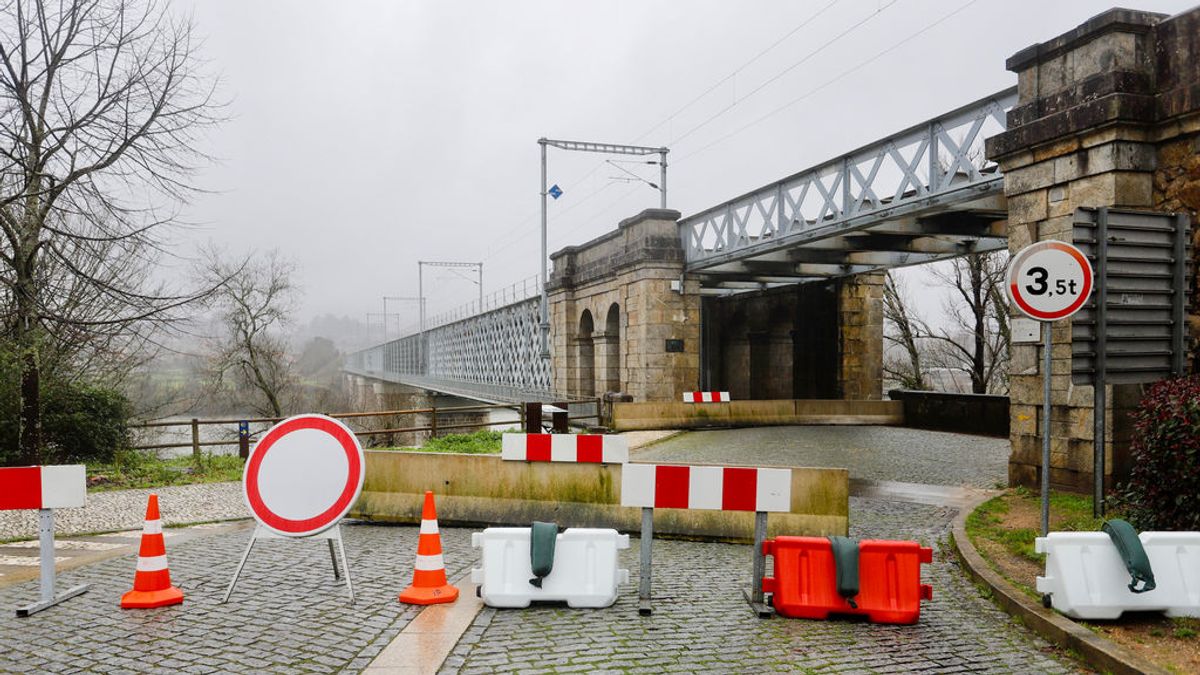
1071, 207, 1190, 385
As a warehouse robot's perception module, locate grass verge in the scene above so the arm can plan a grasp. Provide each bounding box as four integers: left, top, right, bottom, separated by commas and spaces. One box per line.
371, 428, 515, 454
87, 451, 244, 492
965, 487, 1200, 673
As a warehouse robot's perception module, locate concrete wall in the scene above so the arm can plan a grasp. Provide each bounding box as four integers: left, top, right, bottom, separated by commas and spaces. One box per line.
986, 7, 1200, 491
610, 399, 903, 431
887, 390, 1009, 438
351, 450, 850, 540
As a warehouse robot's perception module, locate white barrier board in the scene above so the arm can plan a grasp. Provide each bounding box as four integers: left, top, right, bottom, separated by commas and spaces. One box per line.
1036, 531, 1200, 619
470, 528, 630, 608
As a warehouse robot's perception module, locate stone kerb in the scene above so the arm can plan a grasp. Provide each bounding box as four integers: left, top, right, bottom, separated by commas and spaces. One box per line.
351, 450, 849, 539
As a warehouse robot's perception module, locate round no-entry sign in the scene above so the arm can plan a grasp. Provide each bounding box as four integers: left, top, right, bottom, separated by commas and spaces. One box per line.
1006, 241, 1094, 321
243, 414, 365, 537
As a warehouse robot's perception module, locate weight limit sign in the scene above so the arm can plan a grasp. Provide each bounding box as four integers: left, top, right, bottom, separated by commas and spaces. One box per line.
1005, 240, 1094, 541
1006, 240, 1093, 322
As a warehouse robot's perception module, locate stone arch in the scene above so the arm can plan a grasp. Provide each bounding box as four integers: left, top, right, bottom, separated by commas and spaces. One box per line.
603, 303, 621, 393
577, 309, 595, 397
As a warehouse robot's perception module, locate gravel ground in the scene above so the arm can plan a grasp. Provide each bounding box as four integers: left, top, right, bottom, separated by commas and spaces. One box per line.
0, 482, 248, 542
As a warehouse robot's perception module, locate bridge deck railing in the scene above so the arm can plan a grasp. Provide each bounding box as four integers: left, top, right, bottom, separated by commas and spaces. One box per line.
680, 87, 1017, 270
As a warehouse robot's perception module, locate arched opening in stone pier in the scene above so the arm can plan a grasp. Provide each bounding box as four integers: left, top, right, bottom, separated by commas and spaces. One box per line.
577, 309, 595, 397
603, 303, 621, 394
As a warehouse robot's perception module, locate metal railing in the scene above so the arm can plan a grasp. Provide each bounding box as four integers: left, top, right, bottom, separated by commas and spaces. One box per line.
346, 295, 554, 402
680, 87, 1018, 270
395, 274, 544, 338
127, 399, 601, 461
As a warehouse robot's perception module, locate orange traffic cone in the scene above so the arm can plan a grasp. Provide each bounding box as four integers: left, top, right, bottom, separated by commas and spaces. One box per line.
120, 494, 184, 609
399, 491, 458, 605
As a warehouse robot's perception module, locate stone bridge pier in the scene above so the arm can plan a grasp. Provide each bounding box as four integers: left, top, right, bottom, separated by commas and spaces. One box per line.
548, 209, 883, 402
987, 7, 1200, 491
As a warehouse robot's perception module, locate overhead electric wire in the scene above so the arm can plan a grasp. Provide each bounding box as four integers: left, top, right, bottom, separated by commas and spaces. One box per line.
466, 1, 847, 265
667, 0, 901, 148
631, 0, 843, 144
673, 0, 983, 165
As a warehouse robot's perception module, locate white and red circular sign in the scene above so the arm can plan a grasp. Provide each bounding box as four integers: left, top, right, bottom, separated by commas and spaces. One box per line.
243, 414, 365, 537
1006, 241, 1094, 322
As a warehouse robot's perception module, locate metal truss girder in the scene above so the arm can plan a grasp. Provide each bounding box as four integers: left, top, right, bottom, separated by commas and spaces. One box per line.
680, 87, 1017, 272
540, 138, 666, 156
345, 297, 554, 403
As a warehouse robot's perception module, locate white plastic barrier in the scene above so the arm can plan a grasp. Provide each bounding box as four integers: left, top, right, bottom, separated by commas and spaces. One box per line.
470, 527, 630, 608
1036, 531, 1200, 619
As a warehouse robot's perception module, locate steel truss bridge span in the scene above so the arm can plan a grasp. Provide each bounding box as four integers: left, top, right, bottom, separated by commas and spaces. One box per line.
347, 88, 1018, 400
680, 87, 1017, 293
345, 296, 553, 404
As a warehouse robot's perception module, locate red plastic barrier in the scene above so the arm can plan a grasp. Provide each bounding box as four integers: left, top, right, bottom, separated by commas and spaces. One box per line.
762, 536, 933, 624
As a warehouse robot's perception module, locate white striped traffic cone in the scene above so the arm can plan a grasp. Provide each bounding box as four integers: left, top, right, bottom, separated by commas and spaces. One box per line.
399, 491, 458, 605
120, 494, 184, 608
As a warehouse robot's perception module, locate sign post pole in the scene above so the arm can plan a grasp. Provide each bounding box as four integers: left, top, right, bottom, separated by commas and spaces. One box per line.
638, 507, 653, 616
1006, 240, 1093, 538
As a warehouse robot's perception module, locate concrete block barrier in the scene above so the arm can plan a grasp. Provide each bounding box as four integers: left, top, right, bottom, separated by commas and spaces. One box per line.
470, 527, 630, 608
1036, 531, 1200, 619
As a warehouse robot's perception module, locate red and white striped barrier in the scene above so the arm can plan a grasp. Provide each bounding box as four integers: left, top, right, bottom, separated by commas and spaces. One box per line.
683, 391, 730, 403
1, 465, 89, 617
620, 464, 791, 512
502, 433, 628, 464
0, 465, 86, 511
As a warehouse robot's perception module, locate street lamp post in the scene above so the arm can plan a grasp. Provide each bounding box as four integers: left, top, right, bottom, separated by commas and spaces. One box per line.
537, 138, 669, 360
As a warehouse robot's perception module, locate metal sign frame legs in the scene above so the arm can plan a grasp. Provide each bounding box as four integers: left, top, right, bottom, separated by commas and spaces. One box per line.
16, 509, 90, 617
744, 511, 773, 618
636, 507, 773, 618
222, 524, 355, 604
638, 507, 653, 616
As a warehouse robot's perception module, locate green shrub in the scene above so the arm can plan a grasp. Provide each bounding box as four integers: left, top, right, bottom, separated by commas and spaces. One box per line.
1115, 376, 1200, 531
42, 380, 131, 464
0, 344, 132, 466
420, 429, 506, 454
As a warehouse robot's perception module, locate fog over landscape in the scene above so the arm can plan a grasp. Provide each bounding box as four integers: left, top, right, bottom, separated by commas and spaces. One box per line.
164, 0, 1193, 336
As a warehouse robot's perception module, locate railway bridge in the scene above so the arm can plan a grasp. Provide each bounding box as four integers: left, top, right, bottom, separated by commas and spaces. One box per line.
346, 7, 1200, 492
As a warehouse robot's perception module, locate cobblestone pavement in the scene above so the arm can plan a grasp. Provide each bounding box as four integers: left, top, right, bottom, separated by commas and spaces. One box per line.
441, 498, 1083, 674
0, 522, 475, 674
633, 426, 1009, 488
0, 482, 248, 542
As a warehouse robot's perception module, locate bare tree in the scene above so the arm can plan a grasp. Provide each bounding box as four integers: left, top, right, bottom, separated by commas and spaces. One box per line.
0, 0, 222, 462
882, 271, 929, 390
925, 250, 1010, 394
201, 248, 297, 418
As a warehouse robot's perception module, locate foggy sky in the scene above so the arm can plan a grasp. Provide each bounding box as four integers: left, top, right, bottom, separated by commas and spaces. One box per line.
168, 0, 1196, 339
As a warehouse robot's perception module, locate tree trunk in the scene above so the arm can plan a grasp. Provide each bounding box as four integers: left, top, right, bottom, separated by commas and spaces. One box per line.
971, 256, 986, 394
16, 276, 42, 465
